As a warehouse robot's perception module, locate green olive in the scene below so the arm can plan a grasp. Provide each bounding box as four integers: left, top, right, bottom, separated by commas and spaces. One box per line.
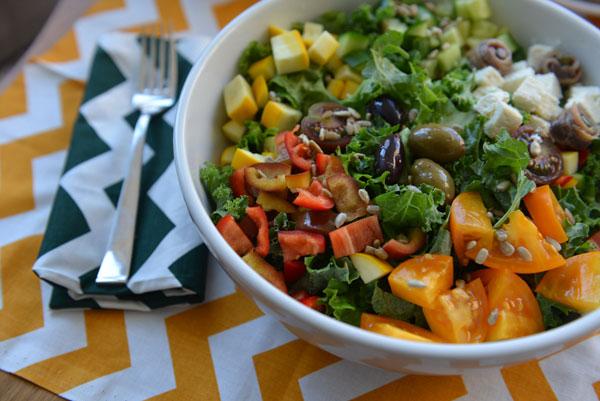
408, 124, 465, 164
410, 158, 456, 203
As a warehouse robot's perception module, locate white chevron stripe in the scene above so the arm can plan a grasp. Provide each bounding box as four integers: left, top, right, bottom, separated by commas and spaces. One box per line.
0, 281, 86, 372
203, 254, 236, 302
209, 315, 296, 401
458, 369, 512, 401
299, 360, 402, 401
540, 336, 600, 400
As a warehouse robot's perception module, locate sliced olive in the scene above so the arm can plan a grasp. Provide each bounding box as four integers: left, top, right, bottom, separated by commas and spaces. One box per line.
540, 51, 582, 86
550, 104, 599, 151
410, 158, 455, 203
513, 125, 563, 185
376, 134, 403, 184
408, 124, 465, 164
469, 39, 513, 75
367, 96, 403, 126
301, 102, 352, 153
293, 211, 337, 234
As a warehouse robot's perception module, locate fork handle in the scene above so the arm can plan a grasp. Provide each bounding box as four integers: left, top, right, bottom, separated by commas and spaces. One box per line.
96, 112, 151, 284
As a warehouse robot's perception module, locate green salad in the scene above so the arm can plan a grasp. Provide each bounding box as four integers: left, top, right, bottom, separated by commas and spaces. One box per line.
201, 0, 600, 343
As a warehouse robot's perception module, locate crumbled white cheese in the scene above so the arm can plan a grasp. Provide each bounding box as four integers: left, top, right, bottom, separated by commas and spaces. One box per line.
475, 66, 504, 88
534, 73, 562, 99
565, 86, 600, 124
527, 44, 555, 71
513, 76, 562, 120
528, 114, 551, 134
484, 102, 523, 137
501, 67, 535, 93
511, 60, 529, 72
474, 87, 510, 117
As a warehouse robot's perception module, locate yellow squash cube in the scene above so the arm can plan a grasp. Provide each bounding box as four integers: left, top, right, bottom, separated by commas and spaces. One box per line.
248, 56, 276, 81
325, 52, 344, 72
223, 75, 258, 122
231, 148, 266, 170
220, 145, 237, 165
341, 80, 360, 99
261, 101, 302, 132
335, 65, 363, 83
271, 30, 309, 75
308, 31, 340, 65
302, 22, 324, 47
222, 120, 246, 143
268, 24, 286, 37
252, 76, 269, 108
327, 78, 345, 99
350, 253, 393, 284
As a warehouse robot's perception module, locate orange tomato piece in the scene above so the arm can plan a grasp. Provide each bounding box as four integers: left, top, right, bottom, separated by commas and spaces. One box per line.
465, 211, 566, 274
523, 185, 568, 243
472, 269, 544, 341
388, 254, 454, 309
360, 313, 442, 342
423, 279, 489, 343
536, 251, 600, 313
450, 192, 494, 266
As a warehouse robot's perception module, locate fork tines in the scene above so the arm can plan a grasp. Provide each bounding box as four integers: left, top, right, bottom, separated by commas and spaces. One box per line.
139, 23, 177, 97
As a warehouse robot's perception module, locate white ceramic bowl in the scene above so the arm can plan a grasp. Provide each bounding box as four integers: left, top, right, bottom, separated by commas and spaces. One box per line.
555, 0, 600, 17
175, 0, 600, 374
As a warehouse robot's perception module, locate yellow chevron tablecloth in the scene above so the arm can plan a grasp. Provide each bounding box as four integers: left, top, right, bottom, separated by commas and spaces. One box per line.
0, 1, 599, 400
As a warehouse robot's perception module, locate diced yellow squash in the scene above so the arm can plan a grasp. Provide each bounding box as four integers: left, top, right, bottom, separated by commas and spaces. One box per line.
248, 56, 276, 81
350, 253, 393, 284
327, 78, 345, 99
257, 191, 296, 213
268, 24, 286, 37
308, 31, 340, 65
222, 120, 246, 143
341, 80, 360, 99
231, 148, 266, 170
335, 65, 363, 83
562, 176, 579, 189
263, 136, 276, 153
325, 52, 344, 72
224, 75, 258, 122
220, 145, 237, 165
271, 30, 309, 75
252, 75, 269, 108
261, 101, 302, 131
561, 151, 579, 176
370, 323, 437, 343
302, 22, 324, 47
285, 171, 311, 190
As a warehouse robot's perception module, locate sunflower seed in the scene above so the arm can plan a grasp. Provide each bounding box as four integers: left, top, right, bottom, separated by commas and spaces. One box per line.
319, 127, 326, 141
500, 241, 515, 256
308, 140, 323, 154
406, 185, 421, 193
487, 211, 494, 219
496, 180, 511, 192
321, 110, 334, 119
298, 134, 310, 145
333, 110, 352, 117
373, 239, 381, 248
517, 246, 533, 262
495, 229, 508, 242
396, 233, 409, 243
442, 42, 451, 50
455, 279, 466, 289
475, 248, 489, 264
487, 308, 499, 325
374, 247, 389, 260
348, 108, 361, 119
321, 188, 333, 198
310, 163, 317, 176
366, 205, 380, 215
408, 108, 418, 122
529, 141, 542, 157
358, 188, 370, 203
323, 130, 341, 141
365, 245, 377, 255
407, 279, 427, 288
466, 240, 478, 250
423, 253, 434, 260
565, 208, 575, 225
334, 213, 347, 228
256, 169, 268, 178
545, 236, 562, 251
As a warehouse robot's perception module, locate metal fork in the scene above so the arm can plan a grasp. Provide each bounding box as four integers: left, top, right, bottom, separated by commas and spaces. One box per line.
96, 24, 177, 285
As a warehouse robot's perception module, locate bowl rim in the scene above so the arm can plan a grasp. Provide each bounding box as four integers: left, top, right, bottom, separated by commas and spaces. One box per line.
174, 0, 600, 360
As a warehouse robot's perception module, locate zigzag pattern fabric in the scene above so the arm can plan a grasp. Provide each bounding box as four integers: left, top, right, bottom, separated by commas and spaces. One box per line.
0, 0, 599, 400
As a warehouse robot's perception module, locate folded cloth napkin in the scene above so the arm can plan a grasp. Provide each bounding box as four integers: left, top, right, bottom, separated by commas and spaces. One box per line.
33, 32, 212, 311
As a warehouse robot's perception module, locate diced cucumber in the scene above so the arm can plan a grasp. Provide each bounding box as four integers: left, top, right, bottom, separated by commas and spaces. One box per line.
470, 20, 498, 39
496, 32, 519, 53
455, 0, 491, 20
407, 22, 430, 38
442, 26, 464, 46
382, 18, 408, 34
337, 32, 370, 58
437, 43, 462, 72
457, 19, 471, 39
422, 59, 439, 78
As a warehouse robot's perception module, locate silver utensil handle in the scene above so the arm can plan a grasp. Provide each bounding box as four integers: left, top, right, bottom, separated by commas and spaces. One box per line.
96, 112, 151, 284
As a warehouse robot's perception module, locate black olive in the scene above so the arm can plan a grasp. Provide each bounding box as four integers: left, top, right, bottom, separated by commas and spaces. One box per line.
300, 102, 352, 153
513, 126, 563, 185
540, 51, 582, 86
468, 39, 513, 75
367, 96, 403, 126
376, 134, 403, 183
550, 104, 599, 150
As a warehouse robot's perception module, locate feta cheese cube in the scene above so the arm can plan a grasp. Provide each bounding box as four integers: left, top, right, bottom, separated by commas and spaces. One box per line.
484, 102, 523, 137
534, 73, 562, 99
511, 60, 529, 72
308, 31, 340, 65
527, 44, 555, 71
512, 76, 562, 120
475, 66, 504, 87
271, 30, 309, 75
565, 86, 600, 124
474, 87, 510, 117
501, 67, 535, 93
528, 115, 551, 134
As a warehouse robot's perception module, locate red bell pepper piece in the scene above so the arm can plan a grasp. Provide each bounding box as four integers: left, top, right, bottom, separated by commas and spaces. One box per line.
579, 149, 590, 169
246, 206, 270, 257
383, 228, 426, 259
216, 215, 253, 255
293, 180, 335, 211
278, 230, 326, 262
230, 168, 248, 197
554, 175, 574, 188
329, 215, 384, 258
283, 260, 307, 284
291, 290, 323, 311
284, 131, 312, 171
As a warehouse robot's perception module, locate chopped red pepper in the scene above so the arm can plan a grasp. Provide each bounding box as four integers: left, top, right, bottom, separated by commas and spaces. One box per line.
315, 153, 331, 175
315, 153, 345, 176
230, 168, 249, 198
284, 131, 312, 171
291, 290, 323, 311
329, 215, 384, 258
246, 206, 270, 257
383, 229, 426, 259
283, 260, 307, 283
579, 149, 590, 169
554, 175, 574, 188
293, 180, 335, 211
216, 215, 253, 255
238, 215, 258, 240
278, 230, 326, 262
